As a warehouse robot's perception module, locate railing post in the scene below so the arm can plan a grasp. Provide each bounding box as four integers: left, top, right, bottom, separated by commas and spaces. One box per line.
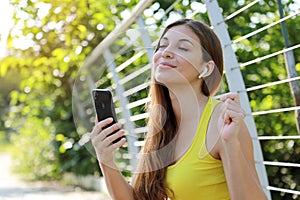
103, 49, 139, 170
205, 0, 271, 199
136, 15, 154, 61
277, 0, 300, 134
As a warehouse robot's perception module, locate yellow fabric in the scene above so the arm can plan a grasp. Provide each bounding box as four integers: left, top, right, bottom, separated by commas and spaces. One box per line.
166, 97, 230, 200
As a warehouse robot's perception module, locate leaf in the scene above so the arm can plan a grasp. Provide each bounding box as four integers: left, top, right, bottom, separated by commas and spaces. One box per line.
296, 63, 300, 71
51, 48, 65, 60
33, 57, 49, 67
56, 133, 65, 142
0, 63, 8, 77
77, 24, 87, 33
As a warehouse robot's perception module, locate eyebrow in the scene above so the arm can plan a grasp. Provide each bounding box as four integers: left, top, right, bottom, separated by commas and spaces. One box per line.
161, 37, 195, 46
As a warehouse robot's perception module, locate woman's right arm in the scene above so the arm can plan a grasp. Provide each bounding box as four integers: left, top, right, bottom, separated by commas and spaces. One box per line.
90, 117, 134, 200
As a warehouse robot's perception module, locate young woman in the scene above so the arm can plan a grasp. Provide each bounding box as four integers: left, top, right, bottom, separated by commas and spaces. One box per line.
90, 19, 267, 200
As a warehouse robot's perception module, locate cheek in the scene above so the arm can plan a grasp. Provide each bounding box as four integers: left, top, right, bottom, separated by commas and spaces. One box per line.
179, 57, 199, 71
187, 56, 203, 70
152, 51, 161, 66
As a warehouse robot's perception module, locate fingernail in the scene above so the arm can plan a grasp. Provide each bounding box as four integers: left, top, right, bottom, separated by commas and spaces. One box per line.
108, 117, 113, 122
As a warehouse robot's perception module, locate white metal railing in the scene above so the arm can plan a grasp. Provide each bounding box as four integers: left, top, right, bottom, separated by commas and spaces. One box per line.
252, 106, 300, 116
246, 76, 300, 92
258, 135, 300, 140
267, 186, 300, 195
224, 0, 260, 21
232, 10, 300, 44
72, 0, 300, 199
240, 44, 300, 68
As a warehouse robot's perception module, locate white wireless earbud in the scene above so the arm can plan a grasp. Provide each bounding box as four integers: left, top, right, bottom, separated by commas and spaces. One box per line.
198, 67, 208, 79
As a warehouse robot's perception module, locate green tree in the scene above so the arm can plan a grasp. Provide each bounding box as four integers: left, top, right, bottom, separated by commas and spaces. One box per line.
0, 0, 139, 179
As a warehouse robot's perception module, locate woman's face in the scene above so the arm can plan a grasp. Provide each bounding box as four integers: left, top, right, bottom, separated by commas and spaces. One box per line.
153, 25, 206, 87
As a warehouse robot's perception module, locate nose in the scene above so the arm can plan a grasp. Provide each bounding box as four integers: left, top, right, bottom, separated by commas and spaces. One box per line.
161, 48, 174, 58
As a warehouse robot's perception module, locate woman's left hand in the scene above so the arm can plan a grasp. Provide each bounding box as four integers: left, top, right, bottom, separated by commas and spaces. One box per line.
218, 93, 246, 142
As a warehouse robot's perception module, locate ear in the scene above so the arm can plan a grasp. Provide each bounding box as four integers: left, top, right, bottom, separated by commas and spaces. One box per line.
203, 60, 215, 77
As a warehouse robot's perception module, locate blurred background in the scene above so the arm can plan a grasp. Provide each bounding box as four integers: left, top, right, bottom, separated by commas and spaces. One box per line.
0, 0, 299, 199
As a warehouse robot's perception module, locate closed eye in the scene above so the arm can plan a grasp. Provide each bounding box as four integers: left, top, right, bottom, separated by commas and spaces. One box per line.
158, 45, 167, 48
178, 47, 188, 51
157, 44, 167, 51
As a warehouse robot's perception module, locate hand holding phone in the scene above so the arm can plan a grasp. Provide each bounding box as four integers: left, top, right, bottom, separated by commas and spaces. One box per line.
92, 89, 122, 144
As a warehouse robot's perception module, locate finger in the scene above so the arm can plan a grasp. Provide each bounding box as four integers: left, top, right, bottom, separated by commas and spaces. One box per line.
232, 95, 240, 105
225, 102, 246, 117
220, 92, 240, 104
225, 109, 245, 122
90, 117, 114, 138
221, 101, 245, 124
91, 130, 123, 152
101, 122, 122, 139
107, 137, 127, 151
219, 103, 231, 125
224, 112, 231, 124
220, 92, 237, 101
224, 99, 243, 113
94, 115, 99, 124
103, 129, 125, 145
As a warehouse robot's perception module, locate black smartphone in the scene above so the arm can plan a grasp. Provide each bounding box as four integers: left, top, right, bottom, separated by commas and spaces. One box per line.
92, 89, 121, 144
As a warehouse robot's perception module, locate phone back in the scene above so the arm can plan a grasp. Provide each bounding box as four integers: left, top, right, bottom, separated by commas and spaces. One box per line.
92, 89, 118, 123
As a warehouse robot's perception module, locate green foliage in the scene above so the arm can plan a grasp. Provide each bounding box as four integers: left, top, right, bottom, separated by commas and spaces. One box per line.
0, 0, 131, 180
10, 117, 61, 180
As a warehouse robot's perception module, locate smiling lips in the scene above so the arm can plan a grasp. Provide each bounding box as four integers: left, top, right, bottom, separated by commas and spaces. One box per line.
159, 61, 177, 69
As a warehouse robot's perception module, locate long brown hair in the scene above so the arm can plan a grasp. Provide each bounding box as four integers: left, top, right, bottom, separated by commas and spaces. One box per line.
132, 19, 223, 200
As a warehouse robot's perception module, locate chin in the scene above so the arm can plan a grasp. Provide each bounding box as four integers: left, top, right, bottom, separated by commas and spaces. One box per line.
154, 76, 170, 86
155, 69, 177, 84
154, 77, 185, 89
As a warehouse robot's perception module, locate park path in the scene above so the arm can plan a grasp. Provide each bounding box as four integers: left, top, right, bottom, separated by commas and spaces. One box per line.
0, 153, 111, 200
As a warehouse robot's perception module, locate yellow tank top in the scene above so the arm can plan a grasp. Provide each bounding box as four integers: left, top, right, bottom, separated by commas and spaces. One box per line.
166, 97, 230, 200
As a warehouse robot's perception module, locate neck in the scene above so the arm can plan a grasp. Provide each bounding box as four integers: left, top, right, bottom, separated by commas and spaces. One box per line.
168, 82, 208, 125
